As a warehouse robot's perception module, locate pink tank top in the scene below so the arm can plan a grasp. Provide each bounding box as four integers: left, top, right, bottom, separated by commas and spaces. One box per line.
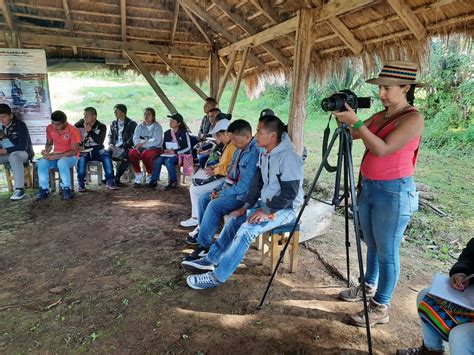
361, 111, 421, 180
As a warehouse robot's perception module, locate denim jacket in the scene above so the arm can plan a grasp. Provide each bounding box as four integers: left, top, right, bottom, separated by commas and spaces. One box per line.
219, 137, 259, 201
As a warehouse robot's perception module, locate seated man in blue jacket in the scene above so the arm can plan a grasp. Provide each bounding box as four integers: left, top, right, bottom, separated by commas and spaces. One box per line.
0, 104, 33, 201
184, 119, 259, 259
183, 115, 304, 289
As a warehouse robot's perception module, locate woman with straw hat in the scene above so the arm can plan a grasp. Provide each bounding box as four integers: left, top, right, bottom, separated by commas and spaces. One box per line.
333, 60, 425, 327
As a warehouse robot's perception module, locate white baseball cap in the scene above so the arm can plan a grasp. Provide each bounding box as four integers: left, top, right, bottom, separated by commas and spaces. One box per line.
209, 119, 231, 134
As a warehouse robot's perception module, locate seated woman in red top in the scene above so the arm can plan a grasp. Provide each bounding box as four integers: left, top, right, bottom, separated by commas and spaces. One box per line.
334, 61, 425, 327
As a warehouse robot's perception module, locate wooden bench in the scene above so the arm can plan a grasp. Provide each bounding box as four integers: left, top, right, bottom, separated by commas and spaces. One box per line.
254, 222, 301, 274
3, 162, 33, 192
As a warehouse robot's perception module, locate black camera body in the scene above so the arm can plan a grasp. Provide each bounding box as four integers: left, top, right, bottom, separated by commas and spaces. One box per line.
321, 89, 371, 112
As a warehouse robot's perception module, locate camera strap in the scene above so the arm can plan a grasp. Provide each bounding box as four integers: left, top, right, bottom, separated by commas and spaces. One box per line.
322, 116, 338, 173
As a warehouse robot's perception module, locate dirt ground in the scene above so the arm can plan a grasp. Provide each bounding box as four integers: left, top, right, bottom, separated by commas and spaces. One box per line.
0, 183, 445, 354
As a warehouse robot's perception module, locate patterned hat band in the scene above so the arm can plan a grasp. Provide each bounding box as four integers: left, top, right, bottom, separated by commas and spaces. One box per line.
379, 65, 418, 81
366, 61, 424, 86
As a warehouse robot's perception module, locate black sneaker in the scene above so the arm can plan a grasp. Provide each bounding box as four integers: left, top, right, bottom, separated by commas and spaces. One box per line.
62, 187, 73, 200
35, 188, 49, 201
185, 235, 198, 245
184, 247, 209, 261
163, 181, 177, 190
10, 188, 25, 201
148, 180, 157, 188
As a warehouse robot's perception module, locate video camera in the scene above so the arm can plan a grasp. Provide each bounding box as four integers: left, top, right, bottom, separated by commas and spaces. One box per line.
321, 89, 371, 112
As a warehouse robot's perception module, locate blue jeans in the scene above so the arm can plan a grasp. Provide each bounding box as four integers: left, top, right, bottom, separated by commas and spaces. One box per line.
417, 288, 474, 354
359, 176, 418, 305
77, 147, 114, 185
196, 193, 245, 248
206, 208, 297, 283
150, 155, 178, 182
38, 156, 78, 190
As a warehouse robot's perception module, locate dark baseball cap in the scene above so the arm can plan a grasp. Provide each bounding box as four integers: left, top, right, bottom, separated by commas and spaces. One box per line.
167, 112, 184, 123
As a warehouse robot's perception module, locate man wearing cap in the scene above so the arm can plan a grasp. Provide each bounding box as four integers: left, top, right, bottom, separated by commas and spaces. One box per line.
180, 118, 236, 229
108, 104, 137, 185
0, 103, 34, 200
36, 110, 81, 200
181, 119, 259, 260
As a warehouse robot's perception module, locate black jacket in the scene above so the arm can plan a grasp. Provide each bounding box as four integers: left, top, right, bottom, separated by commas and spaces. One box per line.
163, 129, 192, 154
450, 238, 474, 286
1, 117, 34, 159
74, 119, 107, 148
108, 117, 137, 150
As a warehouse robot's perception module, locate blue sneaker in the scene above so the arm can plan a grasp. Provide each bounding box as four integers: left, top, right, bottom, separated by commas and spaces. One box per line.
182, 257, 215, 273
62, 187, 73, 200
35, 188, 49, 201
186, 272, 222, 290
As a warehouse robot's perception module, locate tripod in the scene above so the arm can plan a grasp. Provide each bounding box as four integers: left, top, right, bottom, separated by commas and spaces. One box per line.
256, 121, 373, 354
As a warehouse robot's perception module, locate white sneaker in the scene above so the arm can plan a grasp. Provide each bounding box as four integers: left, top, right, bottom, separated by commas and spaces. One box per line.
146, 175, 152, 184
10, 189, 25, 201
134, 172, 143, 185
180, 217, 199, 228
188, 226, 200, 238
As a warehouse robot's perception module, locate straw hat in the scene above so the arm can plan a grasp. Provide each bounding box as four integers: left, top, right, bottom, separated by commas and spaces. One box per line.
366, 60, 424, 86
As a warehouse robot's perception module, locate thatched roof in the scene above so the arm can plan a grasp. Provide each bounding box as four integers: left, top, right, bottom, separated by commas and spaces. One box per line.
1, 0, 473, 96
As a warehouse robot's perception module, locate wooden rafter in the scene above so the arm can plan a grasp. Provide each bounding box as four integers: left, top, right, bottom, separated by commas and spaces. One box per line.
180, 0, 266, 71
16, 32, 209, 58
170, 1, 179, 46
219, 15, 299, 57
228, 47, 249, 115
248, 0, 280, 25
213, 0, 289, 66
125, 50, 177, 114
0, 0, 20, 47
180, 3, 212, 45
314, 0, 373, 21
217, 50, 237, 102
120, 0, 127, 41
61, 0, 77, 54
154, 53, 207, 100
387, 0, 427, 40
327, 16, 363, 54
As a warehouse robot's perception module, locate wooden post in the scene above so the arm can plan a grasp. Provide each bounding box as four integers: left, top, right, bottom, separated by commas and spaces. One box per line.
217, 50, 237, 103
228, 47, 249, 115
125, 50, 177, 114
0, 0, 20, 47
288, 9, 313, 156
209, 48, 219, 99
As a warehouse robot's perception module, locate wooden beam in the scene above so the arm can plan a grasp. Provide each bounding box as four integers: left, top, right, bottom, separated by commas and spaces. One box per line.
213, 0, 290, 66
180, 0, 265, 71
288, 9, 313, 156
248, 0, 280, 25
217, 50, 237, 102
327, 16, 363, 54
313, 0, 373, 21
154, 52, 207, 100
61, 0, 77, 54
180, 3, 212, 45
219, 55, 237, 80
219, 15, 299, 57
387, 0, 427, 40
125, 50, 177, 114
228, 47, 249, 115
120, 0, 127, 40
170, 1, 180, 46
209, 49, 220, 99
17, 32, 209, 58
0, 0, 20, 47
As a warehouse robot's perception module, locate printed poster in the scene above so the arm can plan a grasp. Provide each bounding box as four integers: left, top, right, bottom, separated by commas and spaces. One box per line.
0, 49, 51, 144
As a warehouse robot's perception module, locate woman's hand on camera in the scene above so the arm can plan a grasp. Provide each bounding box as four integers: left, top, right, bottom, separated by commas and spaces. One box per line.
332, 103, 359, 125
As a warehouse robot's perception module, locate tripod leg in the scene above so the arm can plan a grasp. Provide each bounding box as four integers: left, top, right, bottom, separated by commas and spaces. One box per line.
343, 130, 373, 355
342, 136, 351, 288
257, 127, 342, 310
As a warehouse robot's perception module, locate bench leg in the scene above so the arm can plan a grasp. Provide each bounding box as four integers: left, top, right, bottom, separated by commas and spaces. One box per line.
290, 231, 300, 273
5, 168, 13, 192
